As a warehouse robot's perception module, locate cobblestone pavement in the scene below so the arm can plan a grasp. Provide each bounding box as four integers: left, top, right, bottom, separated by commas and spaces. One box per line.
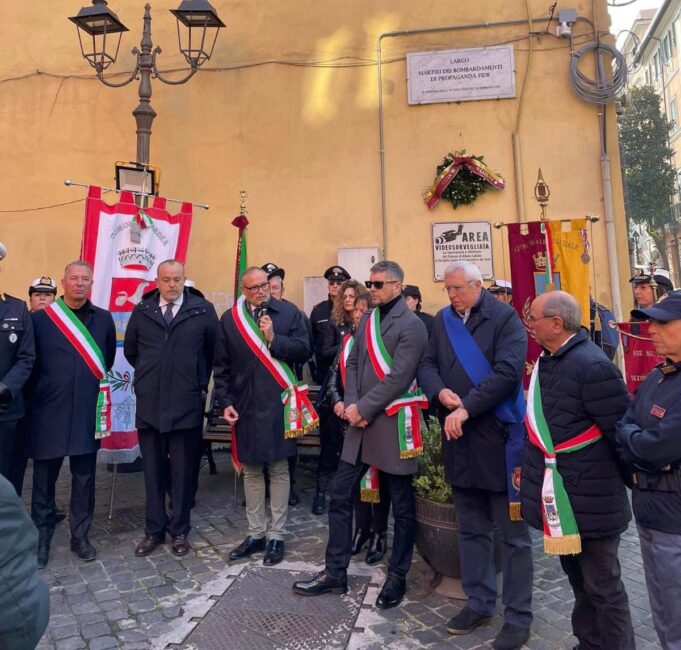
26, 451, 660, 650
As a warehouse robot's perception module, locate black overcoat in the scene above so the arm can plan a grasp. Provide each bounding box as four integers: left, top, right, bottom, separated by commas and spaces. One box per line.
213, 297, 311, 465
25, 301, 116, 460
0, 294, 35, 423
417, 290, 527, 491
124, 288, 218, 433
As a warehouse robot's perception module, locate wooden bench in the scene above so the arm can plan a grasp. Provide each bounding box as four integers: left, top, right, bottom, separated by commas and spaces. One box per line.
202, 386, 322, 471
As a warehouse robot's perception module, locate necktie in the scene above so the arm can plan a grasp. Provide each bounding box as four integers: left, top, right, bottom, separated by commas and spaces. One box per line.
163, 303, 174, 325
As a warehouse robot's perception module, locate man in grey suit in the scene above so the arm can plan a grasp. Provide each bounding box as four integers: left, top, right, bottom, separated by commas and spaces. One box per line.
293, 261, 428, 609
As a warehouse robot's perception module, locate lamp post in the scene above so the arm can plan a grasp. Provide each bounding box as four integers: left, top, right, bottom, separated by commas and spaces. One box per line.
69, 0, 224, 234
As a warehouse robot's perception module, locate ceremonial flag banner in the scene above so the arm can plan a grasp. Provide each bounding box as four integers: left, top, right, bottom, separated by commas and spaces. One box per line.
508, 219, 591, 386
81, 186, 193, 463
617, 322, 665, 394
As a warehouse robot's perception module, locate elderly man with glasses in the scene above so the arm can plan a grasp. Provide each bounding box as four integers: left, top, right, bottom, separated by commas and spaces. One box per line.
213, 267, 312, 566
417, 261, 533, 650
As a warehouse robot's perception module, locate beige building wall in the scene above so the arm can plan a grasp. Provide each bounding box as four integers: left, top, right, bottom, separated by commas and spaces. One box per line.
0, 0, 630, 316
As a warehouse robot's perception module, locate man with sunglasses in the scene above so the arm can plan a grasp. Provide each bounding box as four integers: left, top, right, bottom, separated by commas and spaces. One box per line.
617, 290, 681, 649
214, 267, 311, 566
293, 260, 428, 609
417, 261, 532, 650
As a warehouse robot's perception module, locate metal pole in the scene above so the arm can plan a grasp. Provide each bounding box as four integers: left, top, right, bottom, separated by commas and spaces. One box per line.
134, 4, 157, 168
108, 463, 118, 520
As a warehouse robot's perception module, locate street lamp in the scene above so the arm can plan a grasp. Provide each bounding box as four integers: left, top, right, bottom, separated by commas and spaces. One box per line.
68, 0, 225, 177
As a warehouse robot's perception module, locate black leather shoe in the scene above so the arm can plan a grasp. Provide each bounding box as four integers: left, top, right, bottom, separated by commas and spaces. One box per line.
37, 530, 53, 569
288, 488, 299, 507
171, 534, 190, 557
446, 607, 492, 635
351, 528, 371, 555
229, 535, 266, 560
135, 533, 165, 557
365, 532, 387, 565
492, 623, 531, 650
54, 508, 66, 524
70, 537, 96, 562
263, 539, 285, 566
292, 569, 348, 596
311, 491, 326, 515
375, 574, 406, 609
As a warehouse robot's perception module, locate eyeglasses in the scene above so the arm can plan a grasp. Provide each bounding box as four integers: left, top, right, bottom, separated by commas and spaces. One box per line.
365, 280, 398, 289
243, 282, 270, 293
443, 281, 474, 293
328, 280, 343, 286
527, 314, 558, 324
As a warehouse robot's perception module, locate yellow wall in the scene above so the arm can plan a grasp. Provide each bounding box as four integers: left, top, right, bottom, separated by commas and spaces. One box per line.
0, 0, 631, 316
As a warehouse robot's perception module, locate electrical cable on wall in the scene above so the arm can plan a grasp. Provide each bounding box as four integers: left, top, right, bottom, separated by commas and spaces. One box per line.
569, 41, 628, 104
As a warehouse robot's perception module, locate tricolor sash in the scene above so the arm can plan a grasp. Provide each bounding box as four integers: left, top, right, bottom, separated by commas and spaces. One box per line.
526, 359, 603, 555
231, 296, 319, 438
44, 298, 111, 439
442, 307, 525, 520
365, 309, 428, 459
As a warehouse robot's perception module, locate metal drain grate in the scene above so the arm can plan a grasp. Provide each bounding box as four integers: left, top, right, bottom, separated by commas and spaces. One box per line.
183, 567, 369, 649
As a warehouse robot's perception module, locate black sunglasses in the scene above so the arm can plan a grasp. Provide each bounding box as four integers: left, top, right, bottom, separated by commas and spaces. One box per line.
365, 280, 398, 289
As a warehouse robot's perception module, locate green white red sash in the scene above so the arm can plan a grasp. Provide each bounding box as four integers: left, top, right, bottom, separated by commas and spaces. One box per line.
365, 308, 428, 459
340, 333, 380, 502
231, 296, 319, 438
44, 298, 111, 439
526, 358, 603, 555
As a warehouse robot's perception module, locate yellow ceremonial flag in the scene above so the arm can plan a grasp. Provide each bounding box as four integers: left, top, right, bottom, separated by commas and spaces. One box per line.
547, 218, 590, 328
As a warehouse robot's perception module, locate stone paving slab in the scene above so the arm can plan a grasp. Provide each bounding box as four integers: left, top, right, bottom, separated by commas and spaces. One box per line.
25, 452, 660, 649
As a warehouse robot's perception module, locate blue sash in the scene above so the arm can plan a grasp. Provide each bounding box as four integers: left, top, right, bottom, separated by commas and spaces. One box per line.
442, 307, 525, 520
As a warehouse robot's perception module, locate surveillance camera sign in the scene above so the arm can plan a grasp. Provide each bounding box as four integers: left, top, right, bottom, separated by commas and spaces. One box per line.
432, 221, 493, 281
407, 45, 515, 105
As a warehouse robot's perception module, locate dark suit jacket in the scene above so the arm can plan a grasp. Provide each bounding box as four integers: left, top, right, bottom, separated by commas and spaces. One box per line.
342, 297, 428, 475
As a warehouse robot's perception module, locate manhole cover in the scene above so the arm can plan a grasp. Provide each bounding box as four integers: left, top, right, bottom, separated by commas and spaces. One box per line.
182, 567, 369, 649
92, 505, 146, 534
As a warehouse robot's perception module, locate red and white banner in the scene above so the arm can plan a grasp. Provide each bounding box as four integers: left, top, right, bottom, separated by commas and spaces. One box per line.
81, 186, 192, 463
617, 322, 664, 395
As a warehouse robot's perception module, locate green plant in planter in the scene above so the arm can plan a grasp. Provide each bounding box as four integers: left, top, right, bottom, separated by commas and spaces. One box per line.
413, 416, 452, 504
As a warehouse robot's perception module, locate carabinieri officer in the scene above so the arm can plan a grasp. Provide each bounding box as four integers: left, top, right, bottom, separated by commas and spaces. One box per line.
617, 289, 681, 650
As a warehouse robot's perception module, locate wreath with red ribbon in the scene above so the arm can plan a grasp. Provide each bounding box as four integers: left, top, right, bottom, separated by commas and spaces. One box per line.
424, 150, 505, 210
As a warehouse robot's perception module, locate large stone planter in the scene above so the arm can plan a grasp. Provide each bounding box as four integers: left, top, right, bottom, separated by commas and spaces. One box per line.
415, 495, 502, 600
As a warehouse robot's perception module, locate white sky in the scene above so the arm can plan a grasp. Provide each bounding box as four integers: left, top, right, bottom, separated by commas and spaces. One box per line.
608, 0, 663, 37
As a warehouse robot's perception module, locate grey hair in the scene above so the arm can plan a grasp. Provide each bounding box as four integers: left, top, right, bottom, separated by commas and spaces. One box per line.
370, 260, 404, 282
157, 259, 185, 274
240, 266, 266, 283
542, 291, 581, 332
443, 261, 482, 283
63, 260, 93, 276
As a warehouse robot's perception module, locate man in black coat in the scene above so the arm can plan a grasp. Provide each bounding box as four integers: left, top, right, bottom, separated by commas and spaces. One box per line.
124, 260, 218, 557
26, 260, 116, 567
522, 291, 634, 650
418, 261, 532, 650
617, 290, 681, 649
0, 242, 36, 495
214, 267, 311, 566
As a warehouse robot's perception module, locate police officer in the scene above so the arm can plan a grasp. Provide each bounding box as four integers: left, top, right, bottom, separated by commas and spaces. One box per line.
617, 289, 681, 649
630, 267, 673, 311
310, 266, 350, 385
488, 279, 513, 306
402, 284, 435, 337
0, 243, 36, 495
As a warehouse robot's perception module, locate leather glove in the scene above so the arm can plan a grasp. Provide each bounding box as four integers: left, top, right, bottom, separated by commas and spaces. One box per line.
0, 383, 12, 412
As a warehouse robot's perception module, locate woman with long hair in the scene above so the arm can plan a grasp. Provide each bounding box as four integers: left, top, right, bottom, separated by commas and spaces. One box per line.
312, 279, 366, 515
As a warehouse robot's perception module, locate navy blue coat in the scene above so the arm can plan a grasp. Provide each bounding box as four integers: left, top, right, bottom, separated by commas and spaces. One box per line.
213, 297, 311, 465
124, 288, 218, 433
617, 360, 681, 534
417, 290, 527, 491
521, 330, 632, 538
0, 295, 35, 423
25, 301, 116, 460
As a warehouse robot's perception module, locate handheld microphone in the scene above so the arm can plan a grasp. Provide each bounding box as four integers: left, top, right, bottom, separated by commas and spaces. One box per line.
255, 297, 270, 324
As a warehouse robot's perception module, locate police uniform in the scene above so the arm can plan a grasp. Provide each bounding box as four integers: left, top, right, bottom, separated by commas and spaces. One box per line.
0, 244, 36, 495
401, 284, 435, 337
310, 266, 350, 385
630, 269, 674, 315
617, 290, 681, 649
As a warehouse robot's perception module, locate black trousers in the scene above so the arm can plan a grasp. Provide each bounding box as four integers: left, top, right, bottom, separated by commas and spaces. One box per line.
31, 452, 97, 540
560, 535, 635, 650
0, 419, 24, 495
326, 460, 415, 578
317, 411, 344, 475
139, 426, 202, 538
354, 470, 391, 534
